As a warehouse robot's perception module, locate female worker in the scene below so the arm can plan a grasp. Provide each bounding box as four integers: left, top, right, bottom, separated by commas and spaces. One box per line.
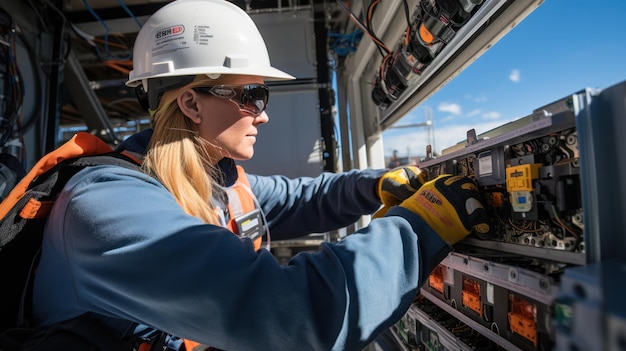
30, 0, 491, 350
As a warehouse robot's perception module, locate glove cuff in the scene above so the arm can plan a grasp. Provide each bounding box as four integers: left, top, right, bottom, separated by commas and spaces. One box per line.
385, 206, 452, 274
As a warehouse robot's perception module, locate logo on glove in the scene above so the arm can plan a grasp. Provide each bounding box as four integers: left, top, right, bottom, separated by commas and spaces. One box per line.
421, 189, 442, 205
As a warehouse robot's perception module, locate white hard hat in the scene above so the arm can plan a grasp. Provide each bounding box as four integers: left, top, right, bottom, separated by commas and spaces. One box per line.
126, 0, 294, 88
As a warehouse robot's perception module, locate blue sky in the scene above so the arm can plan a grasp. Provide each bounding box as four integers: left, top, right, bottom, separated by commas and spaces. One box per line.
382, 0, 626, 159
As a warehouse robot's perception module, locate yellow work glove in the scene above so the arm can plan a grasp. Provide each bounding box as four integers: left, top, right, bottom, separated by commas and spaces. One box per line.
398, 174, 492, 245
374, 166, 426, 218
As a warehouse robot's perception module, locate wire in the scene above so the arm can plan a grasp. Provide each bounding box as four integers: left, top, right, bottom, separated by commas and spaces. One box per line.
104, 59, 133, 74
13, 29, 42, 151
365, 0, 386, 58
71, 22, 132, 62
551, 205, 581, 239
365, 0, 378, 29
401, 0, 412, 29
335, 0, 390, 56
508, 218, 543, 234
81, 0, 132, 60
117, 0, 143, 29
377, 53, 393, 95
403, 26, 411, 46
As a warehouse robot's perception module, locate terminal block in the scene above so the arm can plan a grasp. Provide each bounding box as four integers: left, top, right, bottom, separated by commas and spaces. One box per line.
506, 163, 541, 214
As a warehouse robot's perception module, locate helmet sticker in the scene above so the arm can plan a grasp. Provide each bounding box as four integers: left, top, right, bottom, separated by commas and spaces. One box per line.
155, 25, 185, 40
153, 25, 187, 58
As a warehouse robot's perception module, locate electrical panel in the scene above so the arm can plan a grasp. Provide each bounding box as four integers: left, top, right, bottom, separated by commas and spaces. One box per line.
386, 80, 626, 351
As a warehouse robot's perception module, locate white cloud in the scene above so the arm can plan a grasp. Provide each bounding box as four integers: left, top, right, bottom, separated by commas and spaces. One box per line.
467, 109, 481, 117
438, 102, 462, 115
509, 69, 521, 82
464, 94, 486, 103
474, 94, 487, 103
482, 111, 501, 120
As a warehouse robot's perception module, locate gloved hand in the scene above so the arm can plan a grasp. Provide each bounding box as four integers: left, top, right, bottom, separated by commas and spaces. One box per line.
398, 174, 492, 244
374, 166, 426, 218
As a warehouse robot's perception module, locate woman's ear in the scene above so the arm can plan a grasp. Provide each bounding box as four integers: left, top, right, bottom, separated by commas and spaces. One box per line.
177, 89, 202, 124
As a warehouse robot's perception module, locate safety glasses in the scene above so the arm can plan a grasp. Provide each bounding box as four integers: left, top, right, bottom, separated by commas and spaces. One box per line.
192, 84, 269, 116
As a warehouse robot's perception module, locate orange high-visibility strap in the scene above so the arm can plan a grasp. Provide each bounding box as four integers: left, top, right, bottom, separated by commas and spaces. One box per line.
183, 339, 213, 351
225, 165, 263, 250
0, 132, 113, 218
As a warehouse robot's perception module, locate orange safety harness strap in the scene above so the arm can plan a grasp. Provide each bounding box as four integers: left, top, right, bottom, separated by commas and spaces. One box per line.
183, 339, 213, 351
0, 132, 113, 219
225, 165, 263, 251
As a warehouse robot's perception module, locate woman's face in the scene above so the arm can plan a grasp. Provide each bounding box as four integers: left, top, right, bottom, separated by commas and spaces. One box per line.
182, 75, 269, 161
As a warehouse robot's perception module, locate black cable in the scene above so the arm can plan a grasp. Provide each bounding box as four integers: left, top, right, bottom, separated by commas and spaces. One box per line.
401, 0, 411, 29
336, 0, 390, 57
15, 33, 42, 137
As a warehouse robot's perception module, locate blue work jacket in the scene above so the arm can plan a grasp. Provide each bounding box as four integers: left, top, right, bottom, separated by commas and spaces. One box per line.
33, 129, 450, 351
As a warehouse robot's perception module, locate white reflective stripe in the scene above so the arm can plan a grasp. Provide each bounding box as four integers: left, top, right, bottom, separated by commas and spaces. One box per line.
211, 197, 229, 227
226, 184, 245, 217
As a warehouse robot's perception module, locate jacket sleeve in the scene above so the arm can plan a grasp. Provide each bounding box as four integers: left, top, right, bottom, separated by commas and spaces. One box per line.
246, 168, 386, 239
34, 165, 450, 351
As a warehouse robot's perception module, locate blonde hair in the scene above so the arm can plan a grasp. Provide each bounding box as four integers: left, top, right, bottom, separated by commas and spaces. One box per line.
143, 75, 230, 225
